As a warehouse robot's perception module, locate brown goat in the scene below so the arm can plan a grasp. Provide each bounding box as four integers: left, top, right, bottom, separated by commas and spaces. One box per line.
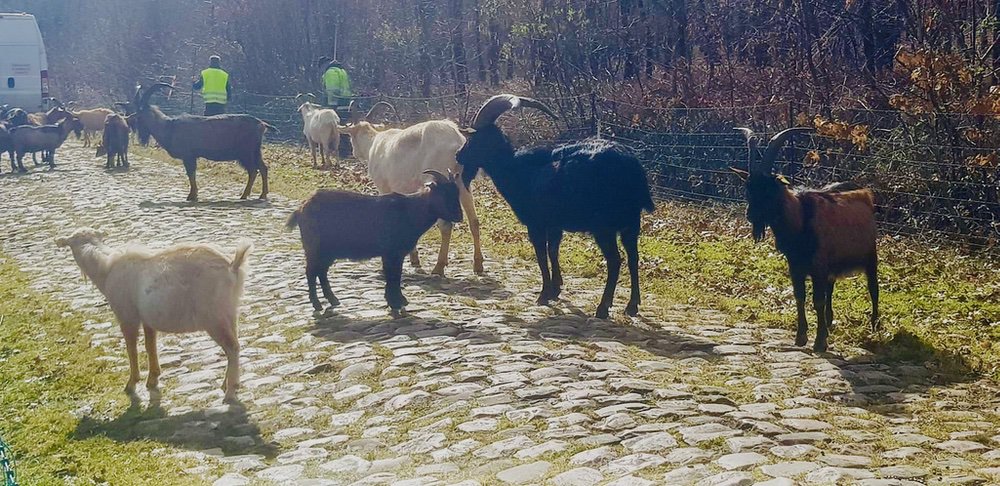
286, 170, 462, 315
96, 113, 130, 169
126, 83, 274, 201
732, 127, 878, 352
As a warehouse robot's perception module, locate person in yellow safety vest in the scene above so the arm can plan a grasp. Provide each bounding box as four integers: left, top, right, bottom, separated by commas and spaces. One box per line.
322, 60, 352, 108
192, 55, 231, 116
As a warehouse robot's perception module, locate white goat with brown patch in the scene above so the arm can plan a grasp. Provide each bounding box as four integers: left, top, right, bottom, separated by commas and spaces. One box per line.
55, 228, 251, 402
346, 111, 484, 276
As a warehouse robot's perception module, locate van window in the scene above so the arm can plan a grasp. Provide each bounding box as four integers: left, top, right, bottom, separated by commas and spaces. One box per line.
7, 78, 13, 89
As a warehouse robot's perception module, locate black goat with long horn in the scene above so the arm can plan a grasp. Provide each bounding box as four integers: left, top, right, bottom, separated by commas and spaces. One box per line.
731, 127, 879, 352
125, 83, 275, 201
457, 94, 655, 318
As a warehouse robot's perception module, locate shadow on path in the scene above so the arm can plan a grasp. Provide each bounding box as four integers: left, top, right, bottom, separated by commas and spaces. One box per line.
72, 400, 277, 459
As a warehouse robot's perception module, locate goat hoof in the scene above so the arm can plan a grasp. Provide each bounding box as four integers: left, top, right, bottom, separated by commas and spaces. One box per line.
535, 295, 550, 306
595, 308, 610, 319
625, 303, 639, 317
431, 265, 446, 276
223, 394, 239, 404
795, 335, 808, 347
812, 341, 828, 353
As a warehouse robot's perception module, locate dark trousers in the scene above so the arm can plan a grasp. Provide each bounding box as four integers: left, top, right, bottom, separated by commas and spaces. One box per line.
204, 103, 226, 116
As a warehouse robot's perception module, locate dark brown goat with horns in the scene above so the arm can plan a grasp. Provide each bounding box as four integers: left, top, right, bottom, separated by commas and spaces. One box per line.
731, 127, 879, 352
126, 83, 274, 201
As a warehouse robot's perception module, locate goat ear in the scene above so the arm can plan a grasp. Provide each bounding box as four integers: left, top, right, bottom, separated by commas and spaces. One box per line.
459, 127, 476, 135
729, 167, 749, 181
776, 174, 791, 186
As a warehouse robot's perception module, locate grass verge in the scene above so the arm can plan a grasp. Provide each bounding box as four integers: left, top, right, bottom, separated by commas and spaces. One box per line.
136, 142, 1000, 379
0, 255, 203, 485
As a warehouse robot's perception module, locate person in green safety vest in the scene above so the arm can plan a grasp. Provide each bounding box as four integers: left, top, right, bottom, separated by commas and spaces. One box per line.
322, 60, 352, 108
192, 55, 232, 116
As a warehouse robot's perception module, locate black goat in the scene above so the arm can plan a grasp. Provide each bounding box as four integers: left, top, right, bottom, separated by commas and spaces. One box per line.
11, 116, 83, 171
285, 170, 462, 314
126, 83, 274, 201
96, 113, 130, 169
731, 127, 879, 352
0, 122, 13, 173
456, 94, 655, 318
5, 108, 29, 127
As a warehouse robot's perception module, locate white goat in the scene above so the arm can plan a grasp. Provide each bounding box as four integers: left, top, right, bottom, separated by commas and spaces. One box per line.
69, 108, 116, 147
345, 120, 484, 275
297, 101, 341, 168
55, 228, 251, 403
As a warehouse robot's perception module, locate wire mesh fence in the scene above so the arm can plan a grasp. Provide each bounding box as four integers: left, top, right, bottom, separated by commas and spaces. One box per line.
0, 436, 16, 486
145, 86, 1000, 252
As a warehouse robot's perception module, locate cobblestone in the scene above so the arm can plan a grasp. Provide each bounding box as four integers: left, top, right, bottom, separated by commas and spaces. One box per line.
3, 145, 1000, 484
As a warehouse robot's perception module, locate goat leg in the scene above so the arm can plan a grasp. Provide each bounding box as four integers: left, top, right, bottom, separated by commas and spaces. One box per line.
622, 224, 641, 316
812, 278, 830, 352
825, 280, 835, 331
594, 231, 621, 319
318, 271, 341, 309
529, 230, 554, 305
383, 255, 408, 311
431, 220, 453, 276
121, 324, 141, 396
240, 166, 258, 200
307, 268, 324, 312
143, 324, 160, 390
867, 259, 880, 333
791, 271, 809, 347
409, 249, 421, 269
258, 160, 269, 199
458, 180, 485, 275
547, 228, 564, 299
183, 159, 199, 201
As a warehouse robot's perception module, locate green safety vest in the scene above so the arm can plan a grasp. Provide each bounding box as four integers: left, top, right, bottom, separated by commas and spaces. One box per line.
201, 68, 229, 104
323, 67, 351, 101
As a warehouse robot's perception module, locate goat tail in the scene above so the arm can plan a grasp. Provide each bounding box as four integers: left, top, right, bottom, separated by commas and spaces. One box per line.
231, 240, 253, 274
261, 120, 279, 134
640, 183, 655, 213
285, 210, 300, 231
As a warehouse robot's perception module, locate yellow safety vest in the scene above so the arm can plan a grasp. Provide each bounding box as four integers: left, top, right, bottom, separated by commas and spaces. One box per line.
323, 67, 351, 101
201, 68, 229, 104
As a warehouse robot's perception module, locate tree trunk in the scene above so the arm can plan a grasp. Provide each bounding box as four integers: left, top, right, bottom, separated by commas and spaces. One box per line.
488, 17, 501, 86
472, 0, 486, 82
417, 0, 433, 97
449, 0, 468, 91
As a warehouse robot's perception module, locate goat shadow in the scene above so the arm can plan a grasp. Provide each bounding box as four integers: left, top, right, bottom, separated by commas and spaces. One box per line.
139, 199, 273, 210
72, 399, 277, 459
403, 270, 513, 301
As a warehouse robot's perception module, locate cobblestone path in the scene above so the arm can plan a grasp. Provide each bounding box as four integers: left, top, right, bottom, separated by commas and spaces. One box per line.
3, 143, 1000, 486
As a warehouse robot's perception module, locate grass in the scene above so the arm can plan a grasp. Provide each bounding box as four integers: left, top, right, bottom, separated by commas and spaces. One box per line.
0, 255, 208, 485
135, 142, 1000, 381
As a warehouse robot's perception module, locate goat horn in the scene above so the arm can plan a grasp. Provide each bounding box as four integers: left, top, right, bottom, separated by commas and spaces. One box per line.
761, 127, 814, 173
471, 94, 558, 130
139, 82, 176, 109
365, 101, 396, 122
734, 127, 762, 172
422, 169, 450, 186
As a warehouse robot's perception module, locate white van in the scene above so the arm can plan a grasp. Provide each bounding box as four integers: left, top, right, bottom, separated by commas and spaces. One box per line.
0, 12, 50, 111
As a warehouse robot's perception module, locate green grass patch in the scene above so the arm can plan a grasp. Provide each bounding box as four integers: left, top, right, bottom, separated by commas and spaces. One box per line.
0, 255, 206, 485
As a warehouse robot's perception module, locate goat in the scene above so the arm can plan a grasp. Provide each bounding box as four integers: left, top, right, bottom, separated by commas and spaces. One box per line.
0, 122, 13, 173
55, 228, 251, 402
96, 113, 130, 169
295, 94, 341, 169
5, 108, 29, 127
345, 104, 484, 276
68, 107, 116, 147
11, 116, 83, 171
285, 170, 462, 314
731, 127, 879, 352
125, 83, 274, 201
456, 94, 655, 318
